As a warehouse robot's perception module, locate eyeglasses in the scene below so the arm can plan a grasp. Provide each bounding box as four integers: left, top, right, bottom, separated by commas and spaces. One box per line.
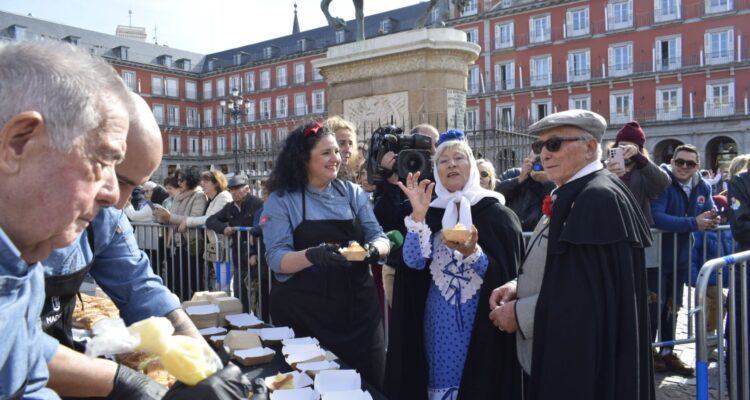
673, 158, 698, 168
531, 136, 589, 153
479, 171, 489, 178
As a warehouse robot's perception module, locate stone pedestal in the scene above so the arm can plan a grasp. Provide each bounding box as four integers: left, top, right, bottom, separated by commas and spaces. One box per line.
313, 28, 480, 132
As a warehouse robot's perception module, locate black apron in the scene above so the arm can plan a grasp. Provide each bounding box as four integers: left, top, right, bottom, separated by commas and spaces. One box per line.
41, 225, 95, 350
270, 183, 386, 390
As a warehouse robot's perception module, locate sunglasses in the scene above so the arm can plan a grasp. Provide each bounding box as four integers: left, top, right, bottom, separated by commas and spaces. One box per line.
673, 158, 698, 168
531, 136, 589, 153
480, 171, 489, 178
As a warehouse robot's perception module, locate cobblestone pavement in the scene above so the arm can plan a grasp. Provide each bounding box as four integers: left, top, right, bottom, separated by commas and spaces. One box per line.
655, 287, 728, 400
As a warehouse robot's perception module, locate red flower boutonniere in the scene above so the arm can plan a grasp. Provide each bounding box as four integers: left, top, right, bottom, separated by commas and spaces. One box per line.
542, 195, 553, 217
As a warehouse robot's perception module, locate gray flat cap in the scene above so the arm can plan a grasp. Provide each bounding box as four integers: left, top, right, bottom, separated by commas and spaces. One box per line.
228, 174, 249, 188
527, 109, 607, 140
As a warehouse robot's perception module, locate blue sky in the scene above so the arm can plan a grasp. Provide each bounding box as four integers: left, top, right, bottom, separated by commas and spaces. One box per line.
1, 0, 424, 53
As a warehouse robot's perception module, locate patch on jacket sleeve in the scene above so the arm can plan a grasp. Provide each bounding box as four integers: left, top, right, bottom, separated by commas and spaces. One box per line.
731, 197, 741, 210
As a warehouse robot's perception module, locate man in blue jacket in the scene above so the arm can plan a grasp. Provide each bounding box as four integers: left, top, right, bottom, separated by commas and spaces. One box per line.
651, 144, 720, 376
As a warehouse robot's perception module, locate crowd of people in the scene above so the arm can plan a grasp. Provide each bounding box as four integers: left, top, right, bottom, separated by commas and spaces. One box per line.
3, 39, 750, 400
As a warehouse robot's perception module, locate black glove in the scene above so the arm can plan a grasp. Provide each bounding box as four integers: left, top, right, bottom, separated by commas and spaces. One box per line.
363, 242, 381, 264
305, 243, 350, 268
163, 363, 251, 400
110, 364, 167, 400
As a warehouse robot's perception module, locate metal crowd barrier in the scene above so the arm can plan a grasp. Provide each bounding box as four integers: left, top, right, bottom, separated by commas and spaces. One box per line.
130, 220, 392, 342
695, 250, 750, 400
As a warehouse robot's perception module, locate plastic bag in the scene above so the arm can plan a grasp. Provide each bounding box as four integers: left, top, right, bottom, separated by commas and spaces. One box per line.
86, 317, 220, 385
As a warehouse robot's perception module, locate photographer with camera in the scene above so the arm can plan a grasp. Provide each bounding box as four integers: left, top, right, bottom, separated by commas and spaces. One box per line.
369, 124, 439, 400
497, 153, 555, 232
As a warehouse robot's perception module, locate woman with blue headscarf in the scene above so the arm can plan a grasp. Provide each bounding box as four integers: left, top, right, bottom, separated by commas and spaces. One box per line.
398, 130, 524, 399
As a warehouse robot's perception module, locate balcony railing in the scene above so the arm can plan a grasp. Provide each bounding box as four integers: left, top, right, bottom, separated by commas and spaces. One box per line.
568, 68, 591, 82
705, 98, 735, 117
494, 79, 515, 91
654, 56, 682, 72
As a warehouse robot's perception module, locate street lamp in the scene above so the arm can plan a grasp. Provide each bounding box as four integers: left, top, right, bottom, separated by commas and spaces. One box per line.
219, 88, 248, 173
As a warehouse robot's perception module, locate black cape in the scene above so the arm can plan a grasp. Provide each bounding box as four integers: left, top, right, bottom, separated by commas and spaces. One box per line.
385, 196, 525, 400
528, 169, 655, 400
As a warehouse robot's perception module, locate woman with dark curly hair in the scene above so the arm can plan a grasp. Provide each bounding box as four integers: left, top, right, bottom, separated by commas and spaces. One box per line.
262, 121, 390, 389
155, 167, 208, 300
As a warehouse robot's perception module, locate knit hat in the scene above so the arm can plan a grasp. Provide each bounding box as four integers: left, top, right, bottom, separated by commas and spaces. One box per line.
713, 195, 728, 213
615, 121, 646, 149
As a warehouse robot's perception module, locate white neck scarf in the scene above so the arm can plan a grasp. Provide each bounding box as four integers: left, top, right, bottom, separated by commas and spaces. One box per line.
430, 144, 505, 230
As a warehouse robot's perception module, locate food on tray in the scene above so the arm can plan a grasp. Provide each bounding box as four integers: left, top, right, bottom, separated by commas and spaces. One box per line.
339, 242, 367, 261
269, 372, 295, 390
73, 293, 120, 330
442, 223, 472, 242
118, 352, 177, 388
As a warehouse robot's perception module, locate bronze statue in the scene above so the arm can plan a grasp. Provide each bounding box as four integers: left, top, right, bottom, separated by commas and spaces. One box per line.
321, 0, 365, 41
416, 0, 470, 28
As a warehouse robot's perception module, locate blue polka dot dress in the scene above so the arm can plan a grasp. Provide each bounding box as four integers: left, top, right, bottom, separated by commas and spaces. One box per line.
403, 218, 488, 400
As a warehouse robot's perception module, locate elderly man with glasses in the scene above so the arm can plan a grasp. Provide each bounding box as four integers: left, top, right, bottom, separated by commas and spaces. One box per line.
649, 143, 720, 376
489, 109, 655, 400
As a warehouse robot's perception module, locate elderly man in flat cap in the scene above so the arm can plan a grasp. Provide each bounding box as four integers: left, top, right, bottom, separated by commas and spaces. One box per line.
489, 110, 655, 400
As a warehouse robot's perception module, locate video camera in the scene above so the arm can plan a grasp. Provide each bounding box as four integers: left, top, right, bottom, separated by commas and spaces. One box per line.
366, 125, 432, 184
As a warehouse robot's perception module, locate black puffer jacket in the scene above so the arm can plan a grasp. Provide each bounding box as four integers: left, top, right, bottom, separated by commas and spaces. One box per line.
497, 177, 555, 232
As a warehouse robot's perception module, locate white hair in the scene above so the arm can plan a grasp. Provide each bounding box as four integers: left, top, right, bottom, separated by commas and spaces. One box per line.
0, 41, 131, 152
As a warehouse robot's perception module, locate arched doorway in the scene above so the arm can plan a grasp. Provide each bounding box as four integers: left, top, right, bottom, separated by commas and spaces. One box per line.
653, 139, 684, 165
706, 136, 738, 173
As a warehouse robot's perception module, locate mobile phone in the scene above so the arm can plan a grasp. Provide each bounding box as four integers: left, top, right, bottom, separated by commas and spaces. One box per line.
532, 156, 544, 172
608, 147, 624, 167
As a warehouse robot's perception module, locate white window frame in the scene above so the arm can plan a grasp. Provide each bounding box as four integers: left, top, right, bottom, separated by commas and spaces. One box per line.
531, 99, 552, 122
166, 77, 179, 98
186, 107, 198, 128
185, 80, 197, 100
529, 15, 551, 44
169, 136, 179, 155
606, 0, 633, 31
245, 132, 256, 150
494, 21, 514, 49
312, 90, 325, 113
465, 28, 479, 45
609, 90, 634, 124
705, 28, 734, 65
261, 129, 272, 149
216, 78, 226, 98
380, 19, 391, 34
202, 80, 212, 100
567, 49, 591, 82
277, 127, 288, 143
655, 35, 682, 72
188, 137, 199, 155
294, 63, 305, 84
494, 61, 515, 91
229, 75, 240, 92
276, 96, 288, 119
151, 75, 164, 96
260, 69, 271, 90
530, 55, 552, 87
295, 93, 307, 116
608, 42, 633, 77
656, 85, 683, 121
202, 138, 212, 155
218, 136, 227, 155
152, 104, 165, 125
467, 66, 480, 94
655, 0, 681, 22
335, 30, 347, 44
569, 94, 591, 111
706, 80, 735, 117
245, 71, 255, 92
246, 100, 256, 122
203, 108, 213, 128
466, 108, 480, 132
706, 0, 733, 14
566, 7, 590, 38
461, 0, 478, 16
122, 70, 137, 92
217, 106, 226, 126
260, 98, 271, 120
495, 103, 515, 131
276, 65, 288, 87
313, 67, 323, 81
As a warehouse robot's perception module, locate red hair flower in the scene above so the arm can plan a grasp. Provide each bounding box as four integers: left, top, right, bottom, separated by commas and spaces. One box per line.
542, 195, 553, 217
304, 122, 323, 137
